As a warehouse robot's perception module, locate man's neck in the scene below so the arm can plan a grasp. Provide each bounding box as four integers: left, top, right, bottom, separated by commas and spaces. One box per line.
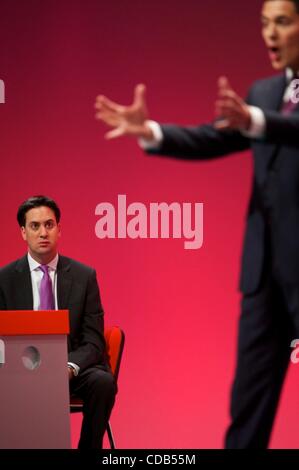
28, 251, 58, 266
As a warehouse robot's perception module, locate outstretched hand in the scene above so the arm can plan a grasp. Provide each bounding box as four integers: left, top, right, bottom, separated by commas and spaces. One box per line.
214, 77, 251, 131
94, 84, 153, 140
95, 78, 251, 138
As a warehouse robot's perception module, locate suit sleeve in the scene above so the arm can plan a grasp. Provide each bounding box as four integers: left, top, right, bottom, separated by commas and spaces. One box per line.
68, 269, 106, 371
147, 123, 250, 160
263, 111, 299, 148
0, 271, 7, 310
0, 286, 6, 310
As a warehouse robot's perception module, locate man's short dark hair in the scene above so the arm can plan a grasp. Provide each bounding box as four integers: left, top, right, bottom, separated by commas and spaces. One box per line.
17, 195, 61, 227
288, 0, 299, 13
266, 0, 299, 13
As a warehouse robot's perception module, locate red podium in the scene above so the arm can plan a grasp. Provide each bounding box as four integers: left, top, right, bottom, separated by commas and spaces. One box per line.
0, 310, 71, 449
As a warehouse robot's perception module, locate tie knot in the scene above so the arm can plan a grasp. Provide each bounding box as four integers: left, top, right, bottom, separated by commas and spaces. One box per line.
40, 265, 49, 275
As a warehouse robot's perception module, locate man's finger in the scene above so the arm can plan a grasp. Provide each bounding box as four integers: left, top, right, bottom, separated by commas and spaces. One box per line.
96, 95, 124, 114
214, 118, 231, 130
215, 103, 238, 121
105, 127, 125, 140
217, 90, 238, 102
215, 98, 236, 108
134, 83, 146, 107
95, 111, 122, 127
218, 76, 232, 92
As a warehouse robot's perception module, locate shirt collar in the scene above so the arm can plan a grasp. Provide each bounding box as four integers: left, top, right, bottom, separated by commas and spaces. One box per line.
27, 252, 59, 272
286, 68, 299, 82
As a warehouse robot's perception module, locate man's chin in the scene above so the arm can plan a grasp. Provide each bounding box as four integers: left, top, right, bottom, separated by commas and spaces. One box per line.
31, 247, 56, 260
270, 60, 285, 71
37, 247, 52, 254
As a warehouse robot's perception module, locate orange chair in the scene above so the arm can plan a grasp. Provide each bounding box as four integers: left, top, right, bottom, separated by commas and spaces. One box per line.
70, 326, 125, 449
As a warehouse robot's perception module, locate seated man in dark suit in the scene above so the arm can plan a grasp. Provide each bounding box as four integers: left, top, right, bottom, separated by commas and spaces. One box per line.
94, 0, 299, 448
0, 195, 116, 449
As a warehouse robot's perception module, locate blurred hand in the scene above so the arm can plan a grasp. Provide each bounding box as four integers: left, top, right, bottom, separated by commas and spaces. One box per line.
214, 77, 251, 131
95, 84, 154, 140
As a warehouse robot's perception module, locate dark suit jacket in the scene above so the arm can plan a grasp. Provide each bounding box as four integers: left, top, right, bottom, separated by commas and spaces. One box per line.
0, 254, 108, 372
148, 74, 299, 294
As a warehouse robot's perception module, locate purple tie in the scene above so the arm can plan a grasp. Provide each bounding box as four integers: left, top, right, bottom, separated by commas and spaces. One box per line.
39, 265, 55, 310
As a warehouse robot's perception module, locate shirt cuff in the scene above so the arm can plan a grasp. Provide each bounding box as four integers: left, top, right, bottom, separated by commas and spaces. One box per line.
68, 362, 80, 376
138, 120, 164, 150
241, 106, 266, 138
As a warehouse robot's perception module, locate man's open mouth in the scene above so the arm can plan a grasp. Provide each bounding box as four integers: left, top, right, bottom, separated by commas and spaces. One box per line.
268, 46, 281, 61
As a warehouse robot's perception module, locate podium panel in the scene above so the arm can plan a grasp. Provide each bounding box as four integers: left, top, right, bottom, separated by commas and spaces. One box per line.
0, 310, 71, 449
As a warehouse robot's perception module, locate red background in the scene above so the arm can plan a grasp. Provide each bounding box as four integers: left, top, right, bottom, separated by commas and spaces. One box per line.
1, 0, 299, 448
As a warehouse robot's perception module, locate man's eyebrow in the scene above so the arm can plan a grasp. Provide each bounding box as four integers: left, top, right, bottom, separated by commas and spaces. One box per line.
261, 14, 292, 21
29, 219, 55, 224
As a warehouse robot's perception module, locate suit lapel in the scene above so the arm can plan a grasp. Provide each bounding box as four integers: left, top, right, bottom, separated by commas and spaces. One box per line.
265, 75, 286, 112
57, 255, 72, 309
56, 256, 73, 351
14, 256, 34, 309
262, 74, 288, 171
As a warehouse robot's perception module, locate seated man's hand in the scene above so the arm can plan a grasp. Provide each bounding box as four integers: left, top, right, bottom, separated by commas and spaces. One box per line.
95, 84, 154, 140
214, 77, 251, 131
68, 366, 74, 381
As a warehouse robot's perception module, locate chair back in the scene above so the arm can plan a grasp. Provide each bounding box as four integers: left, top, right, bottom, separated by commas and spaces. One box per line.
70, 326, 125, 448
104, 326, 125, 381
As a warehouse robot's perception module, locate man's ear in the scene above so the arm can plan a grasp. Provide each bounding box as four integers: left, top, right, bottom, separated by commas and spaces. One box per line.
20, 226, 27, 241
58, 223, 61, 238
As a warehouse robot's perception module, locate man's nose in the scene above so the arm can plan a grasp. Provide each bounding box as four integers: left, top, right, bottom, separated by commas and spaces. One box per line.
39, 225, 48, 237
265, 23, 278, 40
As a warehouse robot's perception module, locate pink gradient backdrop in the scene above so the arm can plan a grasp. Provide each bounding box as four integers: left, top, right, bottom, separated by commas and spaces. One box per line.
1, 0, 299, 448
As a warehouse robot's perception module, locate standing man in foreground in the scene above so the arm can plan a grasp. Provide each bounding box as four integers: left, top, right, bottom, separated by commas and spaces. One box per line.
0, 195, 116, 449
95, 0, 299, 448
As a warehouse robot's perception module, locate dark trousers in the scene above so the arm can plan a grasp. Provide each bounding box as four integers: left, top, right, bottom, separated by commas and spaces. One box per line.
70, 366, 116, 449
225, 247, 299, 448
